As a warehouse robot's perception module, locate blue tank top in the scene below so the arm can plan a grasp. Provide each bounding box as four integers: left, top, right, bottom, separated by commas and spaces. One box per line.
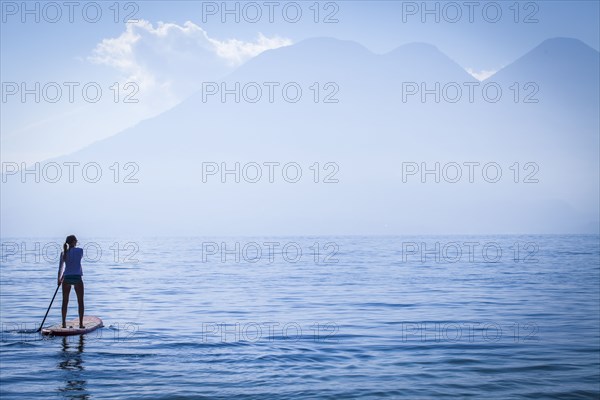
63, 247, 83, 276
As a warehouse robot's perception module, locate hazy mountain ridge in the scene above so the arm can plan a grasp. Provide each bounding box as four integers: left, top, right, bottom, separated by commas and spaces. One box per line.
2, 37, 598, 235
39, 36, 600, 160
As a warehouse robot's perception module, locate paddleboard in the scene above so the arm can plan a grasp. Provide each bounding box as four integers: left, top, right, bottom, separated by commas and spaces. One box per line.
41, 316, 103, 336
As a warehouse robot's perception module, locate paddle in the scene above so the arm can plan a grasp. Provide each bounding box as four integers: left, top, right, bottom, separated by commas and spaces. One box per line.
34, 282, 62, 333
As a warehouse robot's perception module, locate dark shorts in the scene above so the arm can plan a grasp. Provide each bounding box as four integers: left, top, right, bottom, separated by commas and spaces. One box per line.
63, 275, 83, 285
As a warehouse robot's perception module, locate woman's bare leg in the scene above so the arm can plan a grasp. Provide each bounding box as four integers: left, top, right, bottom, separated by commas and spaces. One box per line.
61, 283, 71, 328
74, 281, 85, 328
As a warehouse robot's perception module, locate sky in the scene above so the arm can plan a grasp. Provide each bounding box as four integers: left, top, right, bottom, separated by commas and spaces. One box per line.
1, 0, 599, 163
1, 0, 599, 236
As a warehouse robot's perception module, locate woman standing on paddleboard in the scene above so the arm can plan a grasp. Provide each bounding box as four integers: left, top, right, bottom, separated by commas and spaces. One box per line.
57, 235, 85, 329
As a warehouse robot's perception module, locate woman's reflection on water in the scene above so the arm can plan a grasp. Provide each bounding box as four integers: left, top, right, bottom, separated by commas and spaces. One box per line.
57, 335, 89, 400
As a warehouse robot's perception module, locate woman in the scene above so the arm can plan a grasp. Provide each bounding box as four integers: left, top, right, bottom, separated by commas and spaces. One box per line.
57, 235, 85, 329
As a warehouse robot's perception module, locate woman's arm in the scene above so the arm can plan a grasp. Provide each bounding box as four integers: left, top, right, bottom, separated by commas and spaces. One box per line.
57, 252, 64, 285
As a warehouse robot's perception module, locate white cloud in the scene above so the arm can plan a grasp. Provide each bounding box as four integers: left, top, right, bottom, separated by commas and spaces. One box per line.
465, 68, 498, 81
88, 20, 292, 99
210, 32, 292, 65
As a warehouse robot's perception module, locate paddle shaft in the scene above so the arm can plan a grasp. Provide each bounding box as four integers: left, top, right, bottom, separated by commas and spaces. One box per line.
36, 283, 61, 332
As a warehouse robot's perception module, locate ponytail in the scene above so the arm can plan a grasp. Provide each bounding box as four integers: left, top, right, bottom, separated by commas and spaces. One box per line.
63, 234, 77, 262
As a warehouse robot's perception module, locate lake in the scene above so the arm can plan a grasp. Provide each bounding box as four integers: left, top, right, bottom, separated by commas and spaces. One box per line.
1, 235, 599, 399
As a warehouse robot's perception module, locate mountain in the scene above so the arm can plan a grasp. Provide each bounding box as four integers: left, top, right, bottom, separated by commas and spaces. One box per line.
2, 37, 598, 236
490, 38, 599, 89
487, 37, 599, 114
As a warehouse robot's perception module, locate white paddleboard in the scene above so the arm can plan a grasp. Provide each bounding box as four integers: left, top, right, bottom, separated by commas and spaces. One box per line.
41, 316, 103, 336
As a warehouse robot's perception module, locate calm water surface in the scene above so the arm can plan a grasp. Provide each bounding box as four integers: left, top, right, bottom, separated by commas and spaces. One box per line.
1, 235, 599, 399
